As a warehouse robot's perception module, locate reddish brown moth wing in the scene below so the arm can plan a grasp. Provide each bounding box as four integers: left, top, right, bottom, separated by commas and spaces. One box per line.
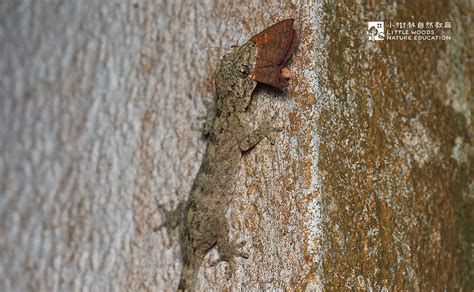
250, 19, 297, 90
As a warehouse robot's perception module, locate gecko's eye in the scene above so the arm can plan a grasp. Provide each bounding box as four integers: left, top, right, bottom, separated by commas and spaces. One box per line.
237, 64, 250, 78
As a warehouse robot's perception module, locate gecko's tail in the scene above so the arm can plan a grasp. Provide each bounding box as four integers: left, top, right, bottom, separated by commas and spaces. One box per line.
177, 258, 201, 291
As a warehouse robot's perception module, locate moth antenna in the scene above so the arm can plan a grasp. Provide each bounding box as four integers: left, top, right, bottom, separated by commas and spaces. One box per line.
236, 29, 243, 46
203, 42, 234, 54
230, 28, 244, 49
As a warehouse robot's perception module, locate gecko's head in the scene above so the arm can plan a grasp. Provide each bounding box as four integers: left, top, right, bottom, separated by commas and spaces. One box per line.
214, 19, 297, 114
215, 41, 258, 113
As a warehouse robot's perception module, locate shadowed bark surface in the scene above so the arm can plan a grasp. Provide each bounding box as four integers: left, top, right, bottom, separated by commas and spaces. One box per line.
0, 0, 472, 290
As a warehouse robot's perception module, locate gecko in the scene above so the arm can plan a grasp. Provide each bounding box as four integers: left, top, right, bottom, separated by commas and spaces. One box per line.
158, 19, 297, 291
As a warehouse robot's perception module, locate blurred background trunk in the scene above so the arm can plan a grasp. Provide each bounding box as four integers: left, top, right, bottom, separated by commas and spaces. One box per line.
1, 0, 472, 290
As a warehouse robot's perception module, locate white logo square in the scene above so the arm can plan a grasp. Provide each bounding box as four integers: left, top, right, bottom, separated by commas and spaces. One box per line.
368, 21, 385, 41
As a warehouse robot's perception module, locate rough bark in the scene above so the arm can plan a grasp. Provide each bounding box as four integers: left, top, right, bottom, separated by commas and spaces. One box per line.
0, 0, 472, 291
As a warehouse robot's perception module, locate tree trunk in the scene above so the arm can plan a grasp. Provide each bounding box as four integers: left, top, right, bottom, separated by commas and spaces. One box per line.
1, 0, 472, 290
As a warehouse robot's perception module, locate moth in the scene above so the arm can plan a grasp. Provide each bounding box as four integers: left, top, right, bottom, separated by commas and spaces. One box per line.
251, 18, 297, 89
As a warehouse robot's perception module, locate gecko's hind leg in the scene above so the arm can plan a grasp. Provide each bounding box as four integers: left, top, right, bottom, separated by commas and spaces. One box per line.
214, 219, 249, 277
217, 240, 249, 262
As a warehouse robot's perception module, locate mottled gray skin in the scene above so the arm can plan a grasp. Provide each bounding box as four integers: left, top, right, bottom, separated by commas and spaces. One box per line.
161, 41, 281, 291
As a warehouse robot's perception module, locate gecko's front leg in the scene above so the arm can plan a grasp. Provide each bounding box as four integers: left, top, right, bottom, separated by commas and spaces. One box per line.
198, 99, 216, 136
239, 118, 283, 151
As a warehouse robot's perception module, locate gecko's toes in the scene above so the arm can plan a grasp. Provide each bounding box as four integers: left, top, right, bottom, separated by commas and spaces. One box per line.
217, 239, 249, 262
273, 126, 284, 133
236, 240, 246, 248
234, 240, 249, 258
239, 251, 250, 259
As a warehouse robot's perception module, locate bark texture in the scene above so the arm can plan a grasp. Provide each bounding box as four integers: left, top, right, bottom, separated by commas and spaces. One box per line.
0, 0, 472, 290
